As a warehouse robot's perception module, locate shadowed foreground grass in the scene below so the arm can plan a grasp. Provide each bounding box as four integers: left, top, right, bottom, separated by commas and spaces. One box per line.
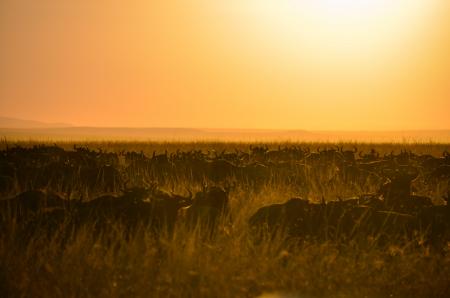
2, 186, 450, 298
1, 221, 449, 298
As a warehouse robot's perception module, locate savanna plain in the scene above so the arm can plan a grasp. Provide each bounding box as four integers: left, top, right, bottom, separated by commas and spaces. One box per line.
1, 140, 449, 298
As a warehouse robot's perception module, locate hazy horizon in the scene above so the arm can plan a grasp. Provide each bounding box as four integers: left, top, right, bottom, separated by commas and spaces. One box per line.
2, 115, 450, 132
1, 117, 449, 143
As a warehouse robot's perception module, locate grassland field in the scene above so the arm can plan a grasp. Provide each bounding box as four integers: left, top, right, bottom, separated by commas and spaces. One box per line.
0, 140, 449, 298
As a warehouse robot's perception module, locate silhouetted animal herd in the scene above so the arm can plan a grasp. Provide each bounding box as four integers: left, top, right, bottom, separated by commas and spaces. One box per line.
1, 145, 449, 246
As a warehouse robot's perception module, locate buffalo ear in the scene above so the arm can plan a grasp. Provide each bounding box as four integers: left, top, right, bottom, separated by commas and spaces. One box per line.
185, 189, 193, 206
444, 191, 450, 205
179, 196, 193, 208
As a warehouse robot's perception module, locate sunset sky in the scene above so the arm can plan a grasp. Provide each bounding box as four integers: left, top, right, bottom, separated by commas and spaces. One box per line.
1, 0, 449, 130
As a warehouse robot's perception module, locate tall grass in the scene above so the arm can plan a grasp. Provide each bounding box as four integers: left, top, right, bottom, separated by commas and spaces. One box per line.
1, 141, 449, 297
1, 139, 449, 156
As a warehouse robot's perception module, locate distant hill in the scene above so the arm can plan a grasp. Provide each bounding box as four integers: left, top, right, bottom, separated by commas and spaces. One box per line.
0, 116, 72, 129
0, 117, 448, 142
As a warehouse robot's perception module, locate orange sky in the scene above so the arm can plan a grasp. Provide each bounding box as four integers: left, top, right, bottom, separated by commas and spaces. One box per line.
1, 0, 449, 130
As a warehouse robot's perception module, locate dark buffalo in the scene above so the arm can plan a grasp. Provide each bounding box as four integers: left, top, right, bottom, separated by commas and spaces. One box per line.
249, 197, 420, 242
0, 190, 66, 218
207, 160, 238, 182
76, 187, 192, 235
249, 198, 318, 238
0, 190, 70, 240
379, 167, 418, 206
417, 193, 450, 246
378, 166, 433, 213
183, 186, 230, 234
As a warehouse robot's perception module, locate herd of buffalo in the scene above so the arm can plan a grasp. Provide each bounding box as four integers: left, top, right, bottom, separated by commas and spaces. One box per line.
1, 144, 450, 246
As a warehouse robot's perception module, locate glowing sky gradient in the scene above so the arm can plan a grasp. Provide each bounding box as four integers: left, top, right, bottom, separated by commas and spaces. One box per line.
1, 0, 449, 130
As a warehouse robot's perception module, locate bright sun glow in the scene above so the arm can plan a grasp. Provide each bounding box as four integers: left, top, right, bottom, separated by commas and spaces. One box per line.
236, 0, 434, 61
307, 0, 398, 18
